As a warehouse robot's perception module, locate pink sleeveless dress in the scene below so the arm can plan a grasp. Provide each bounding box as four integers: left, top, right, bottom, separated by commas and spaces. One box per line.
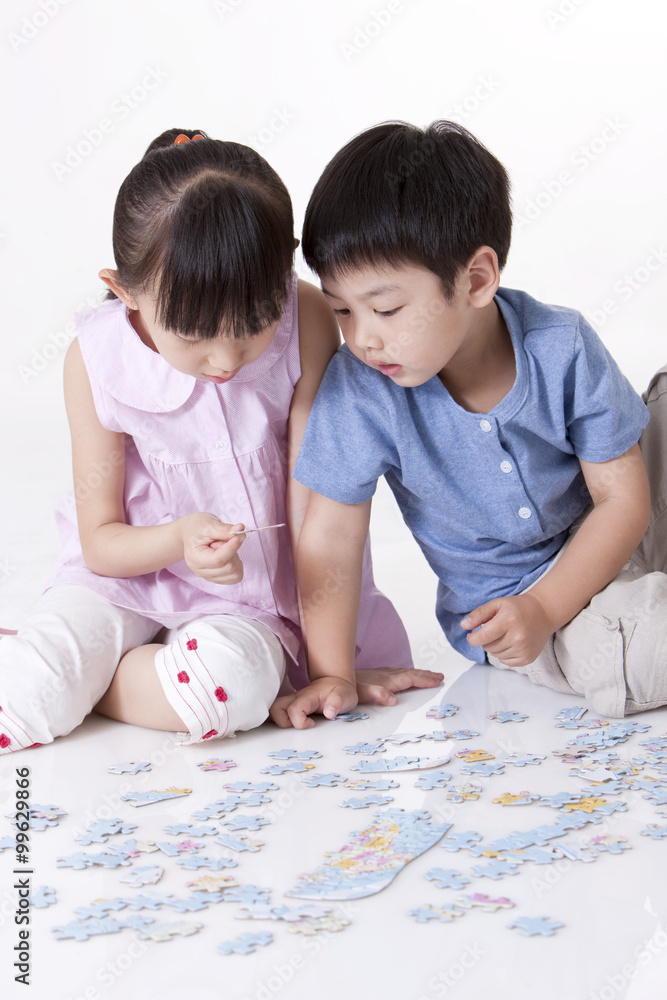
48, 276, 413, 687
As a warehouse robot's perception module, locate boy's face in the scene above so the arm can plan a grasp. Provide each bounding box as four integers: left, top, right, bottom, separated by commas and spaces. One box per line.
320, 263, 476, 387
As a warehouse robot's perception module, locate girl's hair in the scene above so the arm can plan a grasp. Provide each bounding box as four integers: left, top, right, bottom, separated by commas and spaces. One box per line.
302, 120, 512, 298
109, 128, 295, 338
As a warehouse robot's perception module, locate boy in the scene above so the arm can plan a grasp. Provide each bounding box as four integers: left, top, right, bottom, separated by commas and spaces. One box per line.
270, 121, 667, 729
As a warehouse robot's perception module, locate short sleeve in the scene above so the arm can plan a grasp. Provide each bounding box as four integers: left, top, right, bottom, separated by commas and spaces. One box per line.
293, 346, 398, 503
564, 316, 649, 462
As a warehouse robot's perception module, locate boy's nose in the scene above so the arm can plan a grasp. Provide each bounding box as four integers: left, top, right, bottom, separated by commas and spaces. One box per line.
350, 319, 383, 352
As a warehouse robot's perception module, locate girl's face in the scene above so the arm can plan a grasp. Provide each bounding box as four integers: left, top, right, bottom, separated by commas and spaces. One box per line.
127, 289, 279, 383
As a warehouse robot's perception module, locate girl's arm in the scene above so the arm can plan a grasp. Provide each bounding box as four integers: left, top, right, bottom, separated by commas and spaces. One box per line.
462, 443, 651, 664
64, 339, 244, 580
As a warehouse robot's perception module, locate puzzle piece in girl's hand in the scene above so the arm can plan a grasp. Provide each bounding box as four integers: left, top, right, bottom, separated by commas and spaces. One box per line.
344, 778, 400, 791
454, 893, 515, 912
176, 854, 239, 870
186, 875, 239, 893
261, 761, 315, 775
488, 711, 528, 723
267, 749, 322, 760
30, 886, 57, 909
121, 787, 192, 807
447, 783, 482, 803
195, 758, 238, 772
75, 898, 129, 919
119, 865, 165, 888
641, 825, 667, 840
214, 834, 264, 854
343, 741, 387, 755
222, 885, 271, 905
164, 823, 218, 837
334, 712, 369, 721
221, 814, 270, 832
218, 931, 273, 955
107, 761, 152, 774
408, 905, 464, 924
503, 754, 546, 768
381, 734, 425, 745
461, 763, 505, 777
300, 773, 346, 787
414, 771, 452, 790
340, 795, 394, 809
74, 818, 138, 846
440, 831, 483, 853
508, 915, 564, 937
224, 781, 280, 794
554, 706, 587, 722
286, 809, 451, 900
493, 792, 541, 807
350, 756, 450, 773
138, 921, 203, 943
455, 748, 494, 763
52, 918, 129, 941
426, 704, 459, 719
470, 861, 520, 880
425, 868, 470, 890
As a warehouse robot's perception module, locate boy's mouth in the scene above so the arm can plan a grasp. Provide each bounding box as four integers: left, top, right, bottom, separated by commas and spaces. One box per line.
369, 362, 402, 376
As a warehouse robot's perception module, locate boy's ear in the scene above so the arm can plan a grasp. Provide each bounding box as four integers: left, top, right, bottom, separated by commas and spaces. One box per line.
466, 247, 500, 307
98, 268, 138, 309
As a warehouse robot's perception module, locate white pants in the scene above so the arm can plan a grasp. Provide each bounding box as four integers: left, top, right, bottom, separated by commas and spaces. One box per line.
0, 587, 286, 754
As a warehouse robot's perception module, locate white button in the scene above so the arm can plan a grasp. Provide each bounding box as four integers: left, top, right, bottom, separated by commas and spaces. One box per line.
479, 419, 492, 433
518, 507, 532, 519
500, 461, 512, 474
216, 440, 228, 450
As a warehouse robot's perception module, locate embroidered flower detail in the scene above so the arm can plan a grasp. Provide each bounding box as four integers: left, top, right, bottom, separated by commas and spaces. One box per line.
202, 730, 218, 740
0, 734, 10, 748
29, 743, 42, 748
214, 687, 228, 702
177, 671, 190, 684
186, 639, 198, 651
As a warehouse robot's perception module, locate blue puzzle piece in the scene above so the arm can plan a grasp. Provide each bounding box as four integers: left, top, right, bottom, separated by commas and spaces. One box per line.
74, 818, 138, 846
578, 780, 627, 797
425, 868, 470, 890
641, 825, 667, 840
74, 899, 128, 919
461, 762, 505, 776
52, 917, 128, 941
414, 771, 452, 790
267, 749, 322, 760
0, 836, 17, 852
441, 831, 483, 852
538, 792, 583, 808
214, 834, 263, 854
221, 814, 270, 832
554, 706, 587, 722
340, 795, 394, 809
300, 773, 346, 787
30, 886, 57, 909
408, 905, 462, 923
343, 741, 386, 755
503, 754, 545, 768
509, 915, 564, 937
334, 712, 369, 721
261, 761, 312, 774
108, 761, 151, 774
470, 861, 520, 880
218, 931, 273, 955
349, 756, 432, 772
56, 851, 132, 870
382, 734, 425, 745
164, 823, 218, 837
488, 711, 528, 723
426, 703, 459, 719
222, 885, 271, 905
344, 778, 399, 791
223, 781, 279, 794
176, 855, 238, 870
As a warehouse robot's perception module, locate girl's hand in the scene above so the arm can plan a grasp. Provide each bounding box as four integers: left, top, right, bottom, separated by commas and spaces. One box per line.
355, 666, 444, 706
269, 677, 358, 729
461, 592, 554, 666
180, 513, 245, 585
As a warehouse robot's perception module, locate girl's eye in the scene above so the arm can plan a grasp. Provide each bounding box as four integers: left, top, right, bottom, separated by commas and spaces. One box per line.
376, 307, 401, 317
332, 308, 350, 316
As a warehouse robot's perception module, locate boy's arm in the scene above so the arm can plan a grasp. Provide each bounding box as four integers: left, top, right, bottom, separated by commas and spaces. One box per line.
463, 443, 650, 664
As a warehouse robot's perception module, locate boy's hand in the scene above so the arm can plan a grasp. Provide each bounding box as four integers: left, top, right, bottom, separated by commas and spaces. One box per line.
269, 677, 358, 729
461, 592, 554, 666
355, 667, 444, 707
180, 513, 245, 584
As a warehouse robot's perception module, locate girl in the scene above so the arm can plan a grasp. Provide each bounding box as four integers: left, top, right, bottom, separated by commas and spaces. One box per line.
0, 128, 442, 754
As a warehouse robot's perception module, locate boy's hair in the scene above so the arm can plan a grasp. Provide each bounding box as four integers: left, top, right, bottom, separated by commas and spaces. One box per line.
302, 121, 511, 297
109, 128, 295, 338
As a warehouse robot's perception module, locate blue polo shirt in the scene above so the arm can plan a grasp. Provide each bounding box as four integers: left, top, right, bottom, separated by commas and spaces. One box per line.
293, 287, 649, 661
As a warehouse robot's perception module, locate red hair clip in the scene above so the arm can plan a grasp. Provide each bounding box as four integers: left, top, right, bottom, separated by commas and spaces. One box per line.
174, 133, 205, 145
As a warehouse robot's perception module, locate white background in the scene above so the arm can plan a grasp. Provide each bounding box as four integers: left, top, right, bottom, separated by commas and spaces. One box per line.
1, 2, 667, 999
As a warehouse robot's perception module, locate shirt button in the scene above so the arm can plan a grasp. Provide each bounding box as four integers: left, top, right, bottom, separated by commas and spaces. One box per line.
479, 419, 492, 433
216, 440, 228, 450
500, 461, 512, 474
518, 507, 532, 519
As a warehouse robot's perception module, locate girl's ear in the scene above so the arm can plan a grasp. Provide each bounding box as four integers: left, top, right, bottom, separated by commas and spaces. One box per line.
98, 269, 138, 309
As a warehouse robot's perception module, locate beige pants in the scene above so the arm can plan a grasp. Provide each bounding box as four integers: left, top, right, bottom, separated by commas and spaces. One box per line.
488, 364, 667, 719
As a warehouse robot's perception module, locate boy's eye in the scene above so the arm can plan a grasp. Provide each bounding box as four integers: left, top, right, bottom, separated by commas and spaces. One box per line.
332, 308, 350, 316
376, 308, 401, 317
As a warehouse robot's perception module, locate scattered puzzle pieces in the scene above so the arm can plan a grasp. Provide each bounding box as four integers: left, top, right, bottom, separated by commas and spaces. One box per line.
493, 792, 541, 807
425, 868, 470, 890
300, 773, 346, 787
121, 787, 191, 807
107, 761, 151, 775
503, 754, 546, 768
349, 756, 450, 773
74, 818, 138, 846
340, 795, 394, 809
261, 761, 315, 775
224, 781, 279, 794
408, 904, 463, 923
414, 771, 452, 790
461, 763, 505, 777
195, 758, 237, 772
221, 814, 270, 832
30, 886, 56, 909
138, 921, 203, 943
334, 712, 369, 722
508, 915, 564, 937
470, 861, 520, 880
641, 825, 667, 840
426, 704, 459, 718
344, 778, 399, 791
343, 741, 386, 755
119, 866, 164, 888
267, 749, 322, 760
218, 931, 273, 955
441, 831, 483, 853
455, 893, 515, 912
488, 711, 528, 723
447, 783, 482, 803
